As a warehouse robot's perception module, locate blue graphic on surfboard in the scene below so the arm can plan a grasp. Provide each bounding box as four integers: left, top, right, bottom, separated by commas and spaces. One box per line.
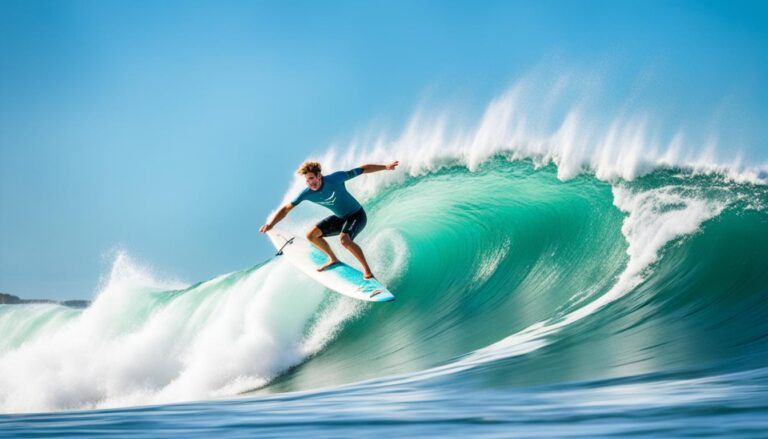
267, 229, 395, 302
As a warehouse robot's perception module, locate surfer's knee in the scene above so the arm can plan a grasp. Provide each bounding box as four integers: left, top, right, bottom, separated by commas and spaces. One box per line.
339, 233, 352, 247
307, 227, 321, 240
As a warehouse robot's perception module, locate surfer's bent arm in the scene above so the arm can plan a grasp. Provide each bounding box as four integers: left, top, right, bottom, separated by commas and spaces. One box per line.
360, 161, 400, 174
259, 203, 294, 233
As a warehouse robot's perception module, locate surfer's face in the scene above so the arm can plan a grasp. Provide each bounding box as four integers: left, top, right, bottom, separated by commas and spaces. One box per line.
305, 172, 322, 191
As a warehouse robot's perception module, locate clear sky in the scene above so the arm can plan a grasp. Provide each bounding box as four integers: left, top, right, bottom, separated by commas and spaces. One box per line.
1, 0, 767, 300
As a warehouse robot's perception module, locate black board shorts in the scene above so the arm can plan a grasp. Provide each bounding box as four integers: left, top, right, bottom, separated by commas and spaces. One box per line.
317, 208, 367, 241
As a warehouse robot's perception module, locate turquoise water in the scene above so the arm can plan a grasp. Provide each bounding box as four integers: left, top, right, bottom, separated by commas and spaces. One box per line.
1, 158, 767, 437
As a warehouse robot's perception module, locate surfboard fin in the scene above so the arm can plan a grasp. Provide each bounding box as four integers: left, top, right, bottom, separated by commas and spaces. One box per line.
275, 237, 295, 256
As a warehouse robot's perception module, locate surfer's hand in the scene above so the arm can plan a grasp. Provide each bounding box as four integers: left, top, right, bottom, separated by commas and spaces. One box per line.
386, 160, 399, 171
259, 224, 272, 233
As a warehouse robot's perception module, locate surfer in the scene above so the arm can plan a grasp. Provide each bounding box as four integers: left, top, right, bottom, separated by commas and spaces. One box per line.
259, 160, 399, 279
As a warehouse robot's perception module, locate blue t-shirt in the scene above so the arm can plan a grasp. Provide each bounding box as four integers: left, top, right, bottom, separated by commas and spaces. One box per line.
291, 168, 364, 218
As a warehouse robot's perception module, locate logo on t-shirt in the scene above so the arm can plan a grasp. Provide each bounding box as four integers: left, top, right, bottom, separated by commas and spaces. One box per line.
318, 191, 337, 206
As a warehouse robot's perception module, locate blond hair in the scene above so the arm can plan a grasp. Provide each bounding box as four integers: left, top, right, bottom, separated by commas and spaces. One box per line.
296, 161, 322, 175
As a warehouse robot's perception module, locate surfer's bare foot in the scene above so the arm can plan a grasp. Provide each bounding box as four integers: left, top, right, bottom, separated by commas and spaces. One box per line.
317, 259, 340, 272
363, 271, 374, 279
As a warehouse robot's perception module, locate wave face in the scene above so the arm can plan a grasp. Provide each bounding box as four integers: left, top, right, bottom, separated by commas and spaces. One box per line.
1, 157, 767, 419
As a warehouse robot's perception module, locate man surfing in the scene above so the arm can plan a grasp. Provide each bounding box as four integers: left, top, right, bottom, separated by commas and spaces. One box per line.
259, 160, 399, 279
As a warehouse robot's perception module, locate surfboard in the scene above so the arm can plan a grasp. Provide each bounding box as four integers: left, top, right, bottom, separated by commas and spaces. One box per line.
267, 229, 396, 302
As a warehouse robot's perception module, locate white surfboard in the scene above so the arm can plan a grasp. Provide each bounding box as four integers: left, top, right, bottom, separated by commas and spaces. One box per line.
267, 229, 395, 303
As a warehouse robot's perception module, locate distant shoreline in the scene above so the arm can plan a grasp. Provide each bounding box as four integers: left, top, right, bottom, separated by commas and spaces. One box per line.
0, 293, 91, 309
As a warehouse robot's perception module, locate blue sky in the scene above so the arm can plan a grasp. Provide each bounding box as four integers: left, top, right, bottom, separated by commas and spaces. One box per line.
1, 0, 767, 300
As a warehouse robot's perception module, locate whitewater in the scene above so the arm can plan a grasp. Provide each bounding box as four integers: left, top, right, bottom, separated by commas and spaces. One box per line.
1, 80, 767, 437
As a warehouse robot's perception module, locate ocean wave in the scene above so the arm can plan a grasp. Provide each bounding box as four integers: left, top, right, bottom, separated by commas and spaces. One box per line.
2, 158, 766, 414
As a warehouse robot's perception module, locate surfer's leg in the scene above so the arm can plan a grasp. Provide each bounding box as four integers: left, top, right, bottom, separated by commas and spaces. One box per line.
308, 219, 342, 271
340, 233, 374, 279
339, 209, 373, 278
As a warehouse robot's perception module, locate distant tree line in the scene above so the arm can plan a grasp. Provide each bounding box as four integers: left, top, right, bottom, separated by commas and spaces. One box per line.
0, 293, 90, 308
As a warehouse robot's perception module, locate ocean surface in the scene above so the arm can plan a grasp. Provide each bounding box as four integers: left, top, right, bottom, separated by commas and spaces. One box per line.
1, 154, 767, 436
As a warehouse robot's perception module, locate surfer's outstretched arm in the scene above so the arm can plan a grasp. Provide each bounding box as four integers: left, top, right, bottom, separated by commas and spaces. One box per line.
360, 161, 399, 174
259, 203, 294, 233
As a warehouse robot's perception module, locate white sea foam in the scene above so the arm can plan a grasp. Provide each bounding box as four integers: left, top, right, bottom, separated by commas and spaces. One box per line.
276, 73, 765, 218
472, 237, 511, 284
300, 298, 364, 357
0, 252, 356, 413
